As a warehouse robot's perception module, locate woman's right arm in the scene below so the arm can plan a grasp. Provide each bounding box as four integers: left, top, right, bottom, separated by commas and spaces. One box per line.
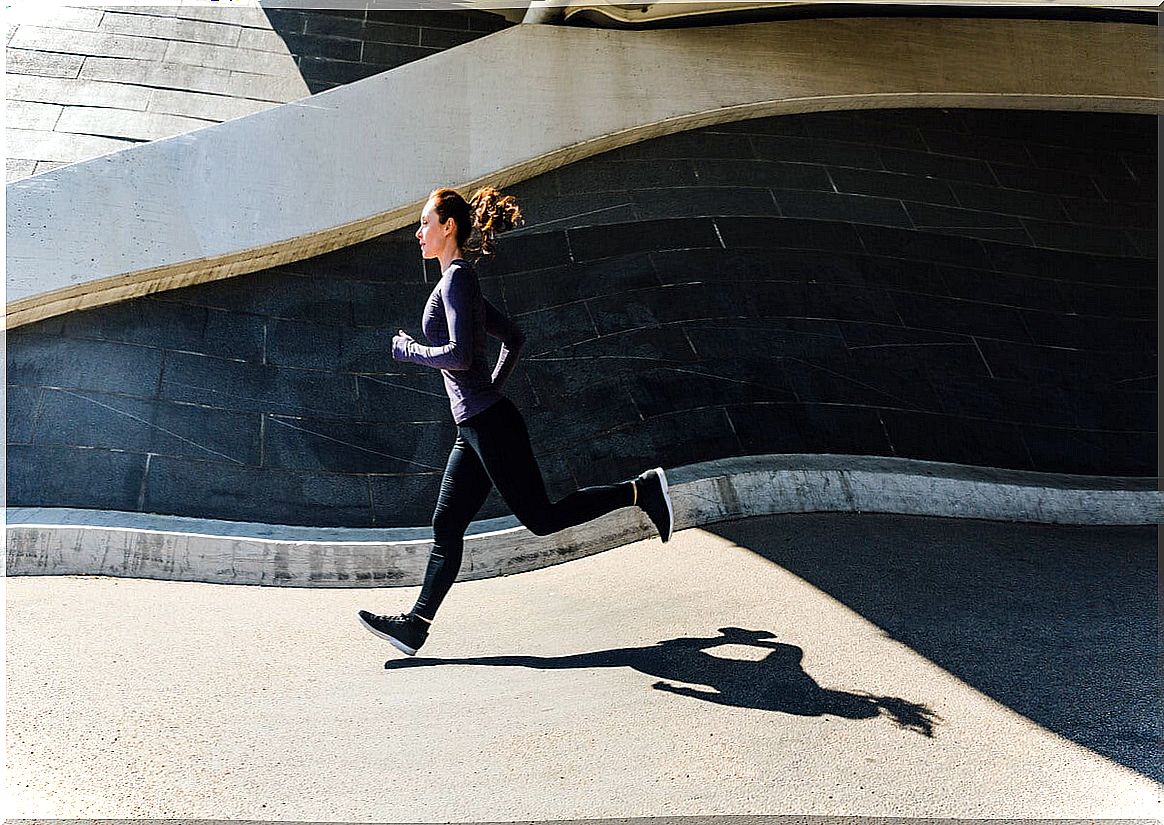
483, 298, 525, 390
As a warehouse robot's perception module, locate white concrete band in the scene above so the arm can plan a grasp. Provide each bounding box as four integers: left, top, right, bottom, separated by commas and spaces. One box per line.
7, 455, 1160, 587
6, 17, 1159, 328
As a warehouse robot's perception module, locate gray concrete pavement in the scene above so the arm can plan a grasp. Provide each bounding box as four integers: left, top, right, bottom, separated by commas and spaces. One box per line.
6, 513, 1161, 820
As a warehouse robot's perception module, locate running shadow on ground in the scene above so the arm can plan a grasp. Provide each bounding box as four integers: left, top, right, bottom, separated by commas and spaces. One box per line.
706, 514, 1161, 782
385, 625, 939, 736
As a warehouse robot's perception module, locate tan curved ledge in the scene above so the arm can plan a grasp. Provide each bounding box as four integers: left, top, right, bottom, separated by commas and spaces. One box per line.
6, 455, 1162, 587
6, 16, 1159, 328
560, 1, 1158, 27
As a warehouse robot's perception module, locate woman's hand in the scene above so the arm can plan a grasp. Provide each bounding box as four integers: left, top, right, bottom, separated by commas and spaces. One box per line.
392, 328, 416, 362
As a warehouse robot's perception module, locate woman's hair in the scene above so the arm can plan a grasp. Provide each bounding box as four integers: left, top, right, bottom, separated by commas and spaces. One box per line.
429, 186, 522, 258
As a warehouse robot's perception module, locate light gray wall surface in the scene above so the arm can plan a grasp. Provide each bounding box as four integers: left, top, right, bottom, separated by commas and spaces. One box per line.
5, 4, 512, 180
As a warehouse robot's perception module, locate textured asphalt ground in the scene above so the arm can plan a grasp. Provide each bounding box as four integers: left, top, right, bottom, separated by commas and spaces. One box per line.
5, 513, 1161, 820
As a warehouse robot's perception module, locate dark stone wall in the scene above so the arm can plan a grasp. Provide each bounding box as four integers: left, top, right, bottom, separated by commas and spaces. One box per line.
6, 108, 1157, 526
264, 7, 513, 92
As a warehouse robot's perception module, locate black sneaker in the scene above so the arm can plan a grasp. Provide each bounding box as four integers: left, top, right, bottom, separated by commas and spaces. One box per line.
636, 467, 674, 543
357, 610, 428, 656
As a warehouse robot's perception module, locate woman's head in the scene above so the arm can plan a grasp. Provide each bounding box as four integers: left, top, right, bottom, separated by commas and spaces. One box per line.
417, 186, 522, 261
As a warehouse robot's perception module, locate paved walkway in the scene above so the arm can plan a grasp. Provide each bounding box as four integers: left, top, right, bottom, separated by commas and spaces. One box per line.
6, 513, 1160, 820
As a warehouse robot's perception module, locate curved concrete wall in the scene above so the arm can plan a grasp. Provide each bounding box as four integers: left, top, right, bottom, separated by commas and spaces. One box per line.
6, 17, 1158, 327
7, 108, 1156, 527
5, 5, 512, 181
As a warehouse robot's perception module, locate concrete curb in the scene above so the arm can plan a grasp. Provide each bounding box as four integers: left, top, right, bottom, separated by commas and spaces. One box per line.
6, 455, 1160, 587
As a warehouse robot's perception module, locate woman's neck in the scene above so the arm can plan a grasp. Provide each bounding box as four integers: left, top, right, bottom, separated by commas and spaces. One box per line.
439, 248, 464, 272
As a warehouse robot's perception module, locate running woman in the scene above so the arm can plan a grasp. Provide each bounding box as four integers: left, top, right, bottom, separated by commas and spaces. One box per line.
358, 186, 674, 656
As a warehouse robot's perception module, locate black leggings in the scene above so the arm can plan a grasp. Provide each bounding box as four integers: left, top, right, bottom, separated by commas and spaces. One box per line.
411, 397, 633, 621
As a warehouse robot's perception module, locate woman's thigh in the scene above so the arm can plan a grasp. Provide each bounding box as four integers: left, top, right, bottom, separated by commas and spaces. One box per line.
461, 400, 552, 512
432, 434, 494, 532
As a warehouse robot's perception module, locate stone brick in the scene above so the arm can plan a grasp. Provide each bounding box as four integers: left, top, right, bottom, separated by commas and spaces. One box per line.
5, 48, 84, 78
631, 186, 778, 220
225, 71, 311, 103
727, 402, 890, 457
1022, 219, 1140, 257
1020, 427, 1155, 477
55, 107, 214, 141
568, 218, 721, 262
774, 190, 910, 227
610, 129, 754, 161
32, 389, 262, 466
296, 55, 395, 86
892, 291, 1031, 344
100, 11, 243, 47
905, 203, 1024, 231
7, 332, 164, 397
419, 27, 484, 49
80, 55, 232, 93
920, 128, 1032, 166
142, 456, 374, 526
263, 416, 450, 475
6, 158, 38, 183
5, 73, 153, 109
830, 167, 957, 206
937, 265, 1071, 313
1058, 197, 1155, 230
6, 127, 137, 163
6, 445, 148, 511
882, 410, 1032, 471
949, 181, 1067, 221
567, 407, 741, 489
716, 217, 863, 255
4, 101, 61, 132
989, 162, 1103, 198
159, 351, 360, 418
34, 160, 69, 175
171, 5, 287, 29
751, 133, 882, 169
801, 113, 927, 150
303, 13, 366, 40
9, 25, 169, 60
13, 6, 105, 31
162, 38, 298, 75
5, 386, 42, 444
857, 225, 991, 268
976, 339, 1155, 389
555, 158, 698, 195
1019, 310, 1154, 353
361, 20, 421, 46
693, 158, 832, 190
146, 88, 275, 121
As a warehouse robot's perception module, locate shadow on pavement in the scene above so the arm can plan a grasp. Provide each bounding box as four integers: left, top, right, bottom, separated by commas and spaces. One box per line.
704, 513, 1161, 783
386, 625, 939, 736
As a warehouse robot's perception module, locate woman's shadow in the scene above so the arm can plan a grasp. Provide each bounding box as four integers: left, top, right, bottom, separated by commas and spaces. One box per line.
386, 626, 939, 736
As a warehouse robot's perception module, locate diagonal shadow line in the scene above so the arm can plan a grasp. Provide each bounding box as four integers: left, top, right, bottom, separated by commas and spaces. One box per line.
386, 625, 940, 737
702, 514, 1162, 783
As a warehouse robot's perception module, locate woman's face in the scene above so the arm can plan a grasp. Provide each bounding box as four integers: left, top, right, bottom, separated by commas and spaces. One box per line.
416, 199, 455, 260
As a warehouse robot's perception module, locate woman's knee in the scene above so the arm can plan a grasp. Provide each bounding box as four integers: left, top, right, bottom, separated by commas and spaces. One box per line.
514, 509, 560, 537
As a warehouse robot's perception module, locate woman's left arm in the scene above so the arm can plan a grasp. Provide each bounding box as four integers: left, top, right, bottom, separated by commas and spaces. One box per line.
483, 298, 525, 390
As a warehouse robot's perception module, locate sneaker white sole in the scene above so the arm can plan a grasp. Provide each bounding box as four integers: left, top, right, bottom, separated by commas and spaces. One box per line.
357, 613, 418, 656
652, 466, 674, 543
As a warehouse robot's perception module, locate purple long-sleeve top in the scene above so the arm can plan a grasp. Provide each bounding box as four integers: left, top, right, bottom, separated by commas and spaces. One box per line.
392, 258, 525, 423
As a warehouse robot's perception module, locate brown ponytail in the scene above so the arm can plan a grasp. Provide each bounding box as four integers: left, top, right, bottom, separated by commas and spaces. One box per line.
429, 186, 523, 260
468, 186, 522, 257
